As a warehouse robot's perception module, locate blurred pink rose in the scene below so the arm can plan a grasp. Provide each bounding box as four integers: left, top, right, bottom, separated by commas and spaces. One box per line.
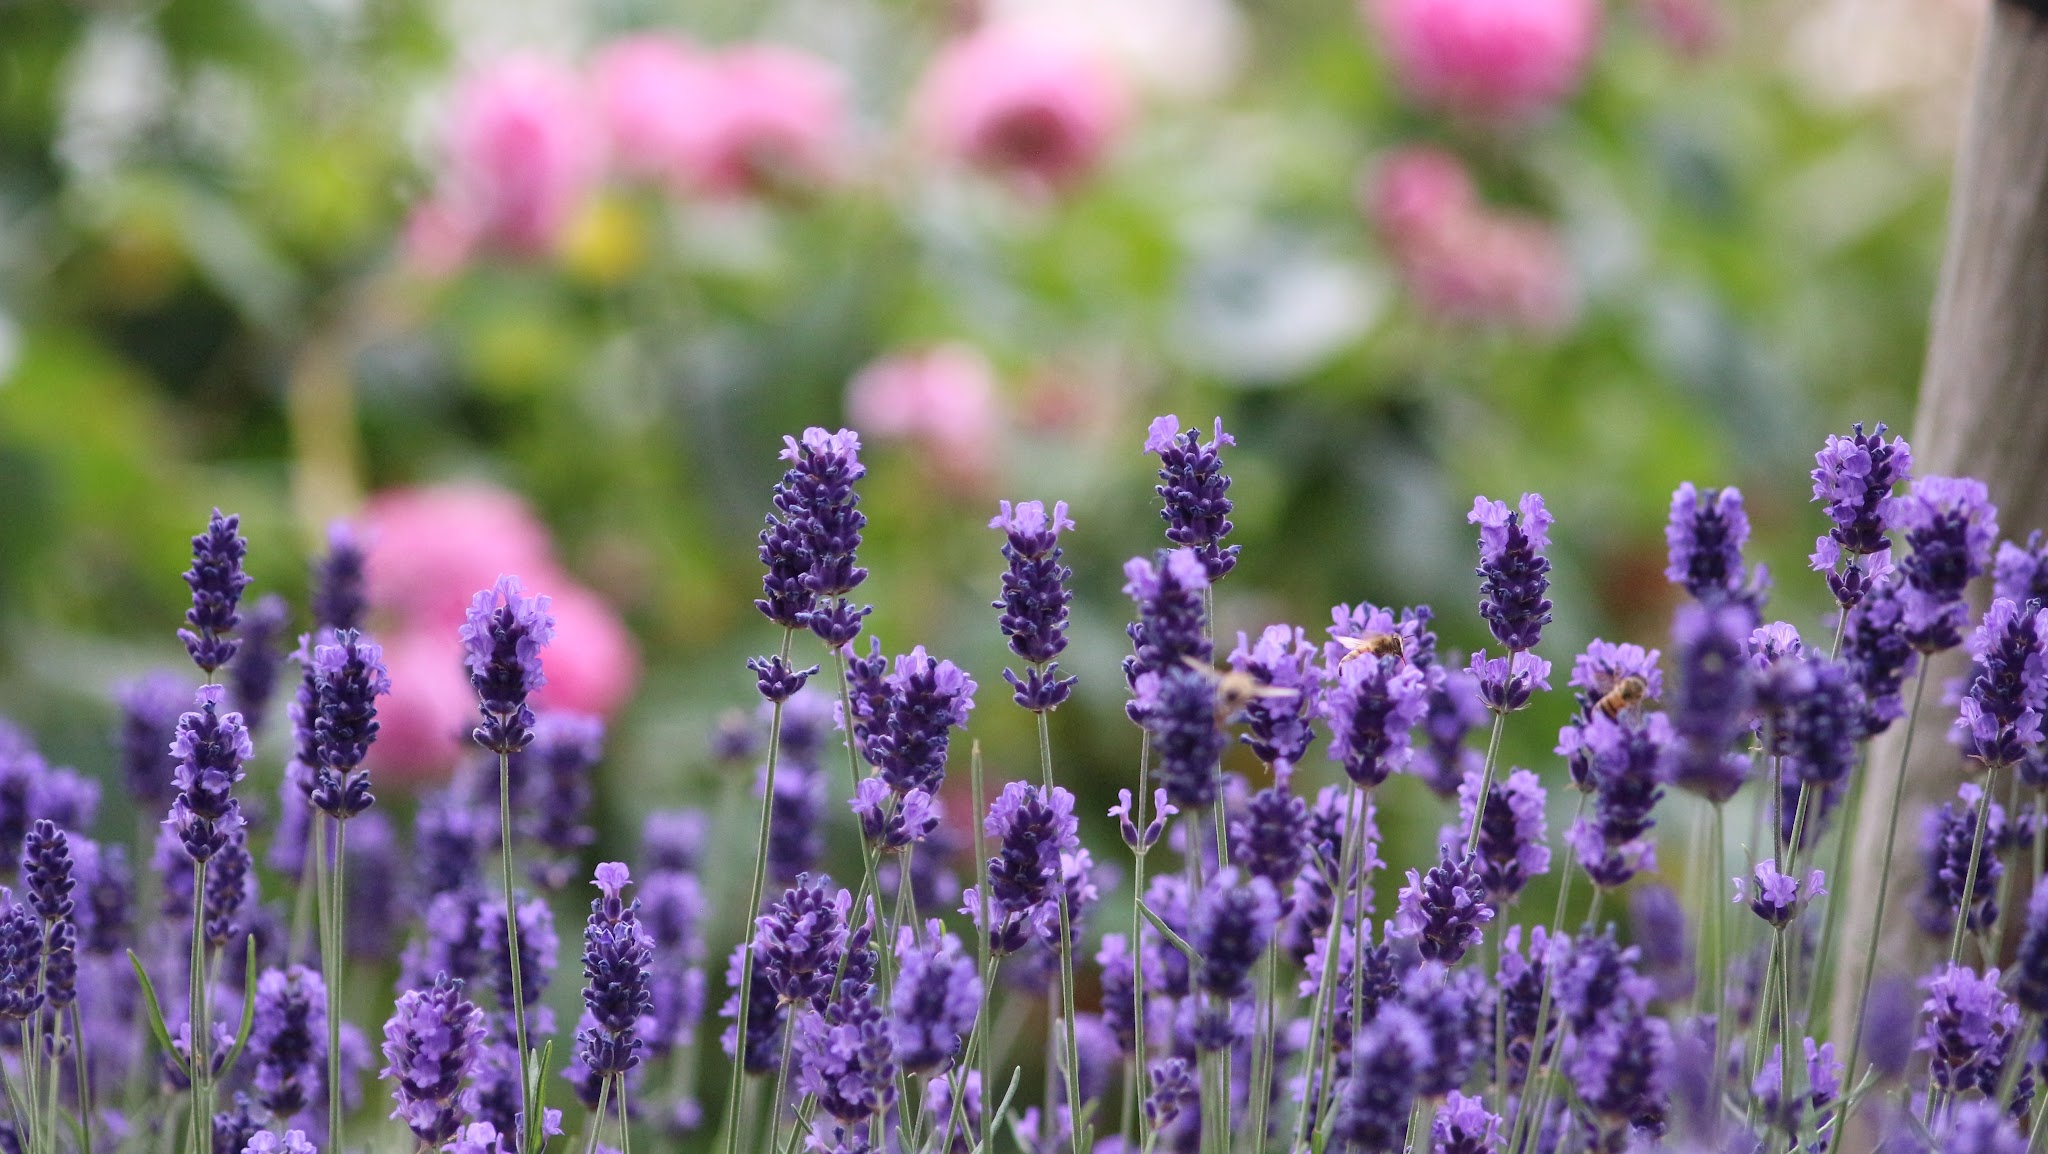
436, 57, 600, 258
1369, 0, 1599, 121
1363, 149, 1573, 333
684, 46, 846, 196
360, 483, 639, 780
1639, 0, 1721, 60
589, 35, 718, 188
914, 26, 1128, 191
400, 197, 478, 278
847, 344, 1002, 487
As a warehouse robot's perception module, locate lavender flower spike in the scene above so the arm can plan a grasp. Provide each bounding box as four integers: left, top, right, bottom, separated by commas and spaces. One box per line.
1810, 422, 1911, 609
890, 919, 980, 1073
1333, 1004, 1430, 1153
228, 594, 288, 735
1392, 847, 1494, 963
577, 863, 653, 1082
1321, 647, 1430, 789
1733, 859, 1825, 927
167, 685, 251, 863
1145, 414, 1240, 581
242, 1133, 318, 1154
1956, 598, 2048, 769
1664, 603, 1754, 803
1229, 624, 1322, 769
1122, 549, 1212, 720
1665, 482, 1753, 603
462, 575, 555, 754
1459, 766, 1550, 901
992, 499, 1078, 711
1893, 475, 1998, 652
179, 508, 254, 676
313, 520, 368, 632
308, 629, 389, 820
969, 781, 1080, 955
383, 974, 487, 1145
117, 671, 187, 810
759, 427, 870, 645
1430, 1092, 1502, 1154
1139, 665, 1228, 811
250, 965, 328, 1123
1918, 963, 2018, 1097
1470, 493, 1553, 653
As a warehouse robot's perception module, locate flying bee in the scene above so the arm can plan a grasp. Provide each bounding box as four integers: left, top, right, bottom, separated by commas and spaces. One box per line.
1594, 675, 1649, 719
1332, 633, 1406, 665
1181, 657, 1299, 722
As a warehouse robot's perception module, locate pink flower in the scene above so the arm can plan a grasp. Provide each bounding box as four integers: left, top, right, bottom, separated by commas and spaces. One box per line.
1369, 0, 1599, 121
847, 344, 1003, 487
360, 483, 639, 781
684, 45, 846, 197
1362, 149, 1574, 333
436, 56, 600, 258
400, 197, 478, 278
914, 26, 1128, 191
589, 35, 719, 188
1638, 0, 1721, 60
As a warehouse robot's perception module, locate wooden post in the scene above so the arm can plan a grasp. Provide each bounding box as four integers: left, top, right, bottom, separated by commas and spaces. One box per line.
1834, 0, 2048, 1087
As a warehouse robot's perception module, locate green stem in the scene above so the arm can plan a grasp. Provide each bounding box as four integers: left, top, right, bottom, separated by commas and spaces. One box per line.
1506, 791, 1584, 1154
971, 742, 995, 1154
616, 1072, 634, 1154
1463, 708, 1510, 858
1298, 787, 1367, 1149
1129, 734, 1154, 1141
766, 1010, 798, 1154
1807, 752, 1869, 1030
1833, 660, 1930, 1141
1035, 705, 1085, 1154
1948, 764, 2002, 967
1709, 802, 1729, 1115
721, 627, 794, 1154
497, 747, 532, 1151
71, 1005, 92, 1154
585, 1072, 613, 1154
329, 816, 348, 1154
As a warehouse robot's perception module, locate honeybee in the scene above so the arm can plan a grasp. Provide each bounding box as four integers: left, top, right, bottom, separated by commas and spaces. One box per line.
1594, 675, 1649, 719
1332, 633, 1406, 664
1181, 657, 1299, 721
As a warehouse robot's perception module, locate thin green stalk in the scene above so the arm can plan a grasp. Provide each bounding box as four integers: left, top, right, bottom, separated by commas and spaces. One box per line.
584, 1073, 614, 1154
1998, 772, 2025, 962
496, 747, 533, 1151
71, 1005, 92, 1154
616, 1072, 633, 1154
1491, 915, 1509, 1115
1463, 708, 1510, 857
1129, 734, 1154, 1132
1506, 792, 1585, 1154
1948, 764, 2002, 966
1834, 660, 1931, 1140
1709, 802, 1729, 1113
1035, 706, 1085, 1154
721, 626, 794, 1154
1773, 926, 1795, 1142
189, 857, 210, 1154
766, 1011, 799, 1154
287, 853, 314, 969
1807, 753, 1869, 1030
1297, 786, 1367, 1150
1247, 948, 1278, 1151
329, 816, 348, 1154
971, 742, 995, 1154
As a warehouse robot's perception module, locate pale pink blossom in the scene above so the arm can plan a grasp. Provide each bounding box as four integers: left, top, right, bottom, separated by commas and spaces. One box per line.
847, 344, 1003, 487
589, 34, 719, 187
914, 26, 1128, 191
400, 197, 478, 278
1639, 0, 1721, 60
1362, 149, 1573, 333
360, 483, 639, 780
1369, 0, 1600, 121
437, 56, 601, 257
683, 45, 846, 196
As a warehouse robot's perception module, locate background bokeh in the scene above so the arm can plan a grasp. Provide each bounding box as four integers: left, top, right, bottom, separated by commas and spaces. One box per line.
0, 0, 1988, 1133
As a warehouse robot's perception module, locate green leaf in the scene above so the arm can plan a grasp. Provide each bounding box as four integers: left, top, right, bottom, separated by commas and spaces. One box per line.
976, 1067, 1024, 1154
216, 937, 259, 1075
1136, 899, 1198, 964
125, 951, 182, 1074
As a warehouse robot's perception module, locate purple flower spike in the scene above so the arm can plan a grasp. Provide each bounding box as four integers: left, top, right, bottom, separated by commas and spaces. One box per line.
1665, 482, 1755, 603
250, 965, 327, 1122
1415, 668, 1486, 799
1231, 778, 1309, 895
167, 685, 251, 863
1943, 1101, 2027, 1154
1139, 666, 1228, 810
577, 862, 652, 1081
755, 874, 850, 1008
1188, 869, 1279, 1004
227, 593, 288, 735
1841, 575, 1919, 739
795, 979, 896, 1126
117, 672, 188, 810
1460, 766, 1550, 901
1956, 598, 2048, 769
179, 508, 254, 676
524, 712, 604, 888
2014, 887, 2048, 1018
461, 575, 555, 754
242, 1133, 318, 1154
1569, 711, 1670, 889
1918, 963, 2018, 1097
849, 778, 940, 852
382, 973, 486, 1145
757, 428, 870, 644
1996, 532, 2048, 605
308, 629, 389, 820
748, 655, 817, 703
1810, 422, 1912, 608
1469, 493, 1553, 653
1321, 651, 1430, 788
1110, 788, 1175, 852
864, 646, 977, 795
1665, 603, 1755, 803
1892, 475, 1999, 652
1430, 1091, 1502, 1154
890, 919, 980, 1073
1392, 847, 1494, 963
991, 499, 1078, 711
1778, 656, 1863, 789
968, 781, 1079, 955
1229, 624, 1322, 769
1333, 1005, 1430, 1153
1917, 783, 2007, 937
1122, 549, 1212, 721
1557, 640, 1663, 790
1145, 415, 1240, 581
314, 520, 368, 632
1732, 859, 1825, 927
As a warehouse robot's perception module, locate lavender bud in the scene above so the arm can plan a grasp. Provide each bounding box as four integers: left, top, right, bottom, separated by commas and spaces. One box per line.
308, 629, 388, 820
414, 790, 491, 900
1732, 859, 1825, 928
748, 656, 817, 704
1664, 603, 1754, 803
1414, 669, 1486, 800
1144, 1056, 1197, 1132
577, 863, 652, 1080
1557, 640, 1663, 790
718, 944, 783, 1075
478, 894, 557, 1029
1917, 784, 2006, 937
1189, 869, 1278, 1004
1778, 655, 1863, 789
1470, 493, 1553, 653
1941, 1101, 2027, 1154
1145, 415, 1240, 581
1230, 779, 1308, 894
1841, 574, 1918, 739
202, 828, 253, 947
756, 874, 850, 1008
461, 575, 555, 755
80, 841, 132, 955
1567, 711, 1670, 889
1229, 624, 1322, 769
227, 594, 288, 735
212, 1094, 262, 1154
991, 500, 1078, 711
762, 760, 826, 885
796, 980, 896, 1124
757, 428, 869, 642
0, 891, 40, 1022
179, 509, 254, 676
641, 810, 707, 875
863, 647, 976, 795
1121, 549, 1211, 720
1569, 1009, 1671, 1144
382, 974, 486, 1145
240, 1132, 317, 1154
1110, 788, 1175, 853
524, 713, 603, 888
849, 779, 939, 854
